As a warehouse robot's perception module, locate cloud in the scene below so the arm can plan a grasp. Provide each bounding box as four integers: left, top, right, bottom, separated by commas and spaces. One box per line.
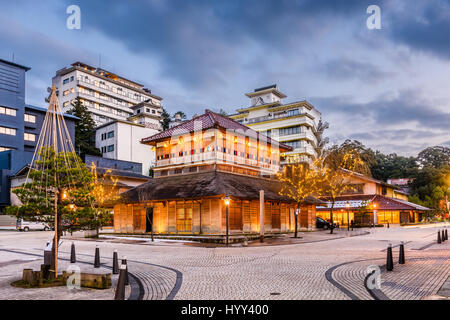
383, 0, 450, 60
320, 58, 391, 83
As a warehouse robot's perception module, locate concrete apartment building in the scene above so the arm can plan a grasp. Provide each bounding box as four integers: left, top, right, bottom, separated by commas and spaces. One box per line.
95, 100, 163, 175
95, 119, 159, 176
230, 85, 328, 164
52, 61, 163, 125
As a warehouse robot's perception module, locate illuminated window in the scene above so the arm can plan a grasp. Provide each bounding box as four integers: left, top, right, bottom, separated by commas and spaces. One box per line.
24, 133, 36, 141
0, 106, 17, 116
24, 114, 36, 123
0, 126, 16, 136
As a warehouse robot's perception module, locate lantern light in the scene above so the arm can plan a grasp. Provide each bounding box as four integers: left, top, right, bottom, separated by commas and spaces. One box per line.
224, 195, 231, 206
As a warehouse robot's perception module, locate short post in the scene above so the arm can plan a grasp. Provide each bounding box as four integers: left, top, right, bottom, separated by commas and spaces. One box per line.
387, 222, 390, 228
442, 230, 446, 242
70, 242, 76, 263
386, 243, 394, 271
399, 241, 405, 264
94, 245, 100, 268
445, 229, 448, 241
437, 230, 442, 244
114, 264, 127, 300
112, 250, 119, 275
122, 256, 129, 286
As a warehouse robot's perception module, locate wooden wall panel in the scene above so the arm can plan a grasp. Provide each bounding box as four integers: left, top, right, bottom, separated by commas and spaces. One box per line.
264, 202, 272, 230
200, 199, 211, 234
250, 200, 259, 233
192, 201, 201, 234
210, 199, 221, 233
168, 201, 176, 233
242, 200, 251, 232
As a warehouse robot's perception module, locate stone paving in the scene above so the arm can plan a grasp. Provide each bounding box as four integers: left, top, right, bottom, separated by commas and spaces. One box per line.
0, 223, 449, 300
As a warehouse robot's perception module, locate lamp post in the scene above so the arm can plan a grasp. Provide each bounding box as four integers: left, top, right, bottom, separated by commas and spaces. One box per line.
346, 201, 350, 231
224, 195, 230, 247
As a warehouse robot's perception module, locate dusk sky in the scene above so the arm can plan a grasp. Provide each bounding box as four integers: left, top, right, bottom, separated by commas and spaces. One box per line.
0, 0, 449, 156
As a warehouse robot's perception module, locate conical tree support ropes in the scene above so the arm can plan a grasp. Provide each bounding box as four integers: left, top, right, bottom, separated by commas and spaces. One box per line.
20, 86, 84, 276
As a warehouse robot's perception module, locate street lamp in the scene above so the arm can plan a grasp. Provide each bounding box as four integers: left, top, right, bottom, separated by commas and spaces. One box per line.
346, 201, 350, 231
224, 195, 231, 247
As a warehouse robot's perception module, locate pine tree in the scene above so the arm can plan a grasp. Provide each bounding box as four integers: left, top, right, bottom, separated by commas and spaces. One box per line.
161, 108, 171, 130
67, 98, 101, 157
7, 147, 112, 234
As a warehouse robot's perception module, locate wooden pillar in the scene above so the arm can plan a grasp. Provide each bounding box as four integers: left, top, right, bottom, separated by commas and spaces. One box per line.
260, 190, 264, 242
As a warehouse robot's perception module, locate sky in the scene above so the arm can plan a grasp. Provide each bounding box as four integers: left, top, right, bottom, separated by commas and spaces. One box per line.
0, 0, 449, 156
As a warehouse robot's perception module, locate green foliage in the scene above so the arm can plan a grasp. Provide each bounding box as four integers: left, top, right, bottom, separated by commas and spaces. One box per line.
324, 140, 372, 176
174, 111, 187, 120
148, 166, 154, 178
417, 146, 450, 169
67, 98, 101, 157
371, 151, 419, 181
160, 108, 171, 131
6, 147, 111, 231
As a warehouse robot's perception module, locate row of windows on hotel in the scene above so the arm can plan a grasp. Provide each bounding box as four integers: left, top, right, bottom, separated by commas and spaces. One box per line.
156, 145, 280, 165
63, 99, 120, 123
63, 74, 152, 104
237, 108, 304, 124
0, 126, 36, 141
62, 92, 132, 117
76, 75, 150, 102
0, 106, 37, 123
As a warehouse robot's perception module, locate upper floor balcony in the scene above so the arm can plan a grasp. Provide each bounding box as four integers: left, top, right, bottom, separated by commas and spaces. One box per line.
155, 150, 280, 173
241, 113, 317, 129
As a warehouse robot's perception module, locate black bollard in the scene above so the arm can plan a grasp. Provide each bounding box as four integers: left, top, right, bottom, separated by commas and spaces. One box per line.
399, 241, 405, 264
442, 230, 446, 242
386, 243, 394, 271
445, 229, 448, 241
437, 230, 442, 244
114, 264, 127, 300
94, 246, 100, 268
70, 242, 76, 263
387, 222, 390, 229
122, 256, 129, 285
113, 250, 119, 275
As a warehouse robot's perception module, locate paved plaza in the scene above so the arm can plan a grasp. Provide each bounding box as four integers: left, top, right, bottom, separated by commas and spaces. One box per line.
0, 224, 449, 300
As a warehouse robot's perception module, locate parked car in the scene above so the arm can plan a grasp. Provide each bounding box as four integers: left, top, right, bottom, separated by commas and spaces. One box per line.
316, 217, 337, 230
16, 218, 51, 232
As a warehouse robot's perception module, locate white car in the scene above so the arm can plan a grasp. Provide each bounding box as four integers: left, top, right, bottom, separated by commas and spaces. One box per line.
16, 219, 51, 232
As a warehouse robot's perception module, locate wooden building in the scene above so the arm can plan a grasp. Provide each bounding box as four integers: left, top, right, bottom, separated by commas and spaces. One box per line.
316, 170, 430, 225
114, 109, 323, 235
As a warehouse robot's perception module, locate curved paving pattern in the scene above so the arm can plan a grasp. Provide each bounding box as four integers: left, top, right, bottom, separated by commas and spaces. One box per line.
328, 251, 450, 300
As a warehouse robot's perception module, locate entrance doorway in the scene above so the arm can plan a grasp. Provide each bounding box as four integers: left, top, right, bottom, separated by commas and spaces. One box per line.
146, 207, 153, 233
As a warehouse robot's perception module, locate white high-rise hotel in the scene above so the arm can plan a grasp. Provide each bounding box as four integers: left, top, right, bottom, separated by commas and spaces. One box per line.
52, 62, 163, 125
230, 85, 328, 164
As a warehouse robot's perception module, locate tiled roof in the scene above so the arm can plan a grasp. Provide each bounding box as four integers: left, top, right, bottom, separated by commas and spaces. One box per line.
117, 170, 324, 204
316, 194, 430, 211
141, 109, 293, 151
95, 167, 151, 180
